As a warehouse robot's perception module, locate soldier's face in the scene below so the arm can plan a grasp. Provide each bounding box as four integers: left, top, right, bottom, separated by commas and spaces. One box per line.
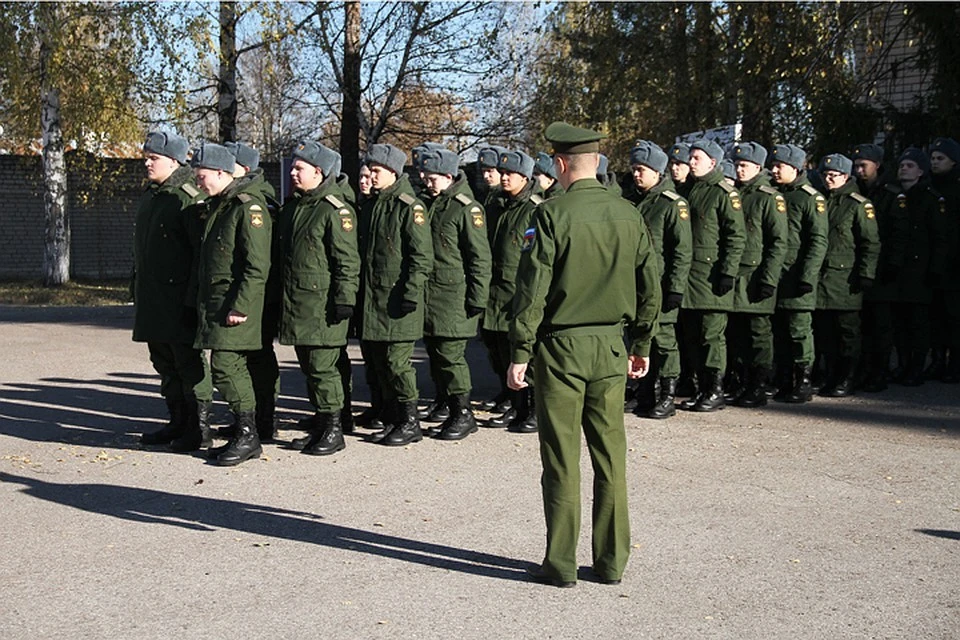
822, 170, 849, 190
358, 168, 373, 195
144, 152, 178, 184
669, 160, 690, 183
535, 173, 554, 191
369, 163, 397, 190
194, 168, 232, 196
423, 172, 454, 197
853, 159, 879, 182
632, 164, 660, 191
688, 150, 716, 178
735, 160, 762, 184
500, 170, 527, 196
930, 151, 956, 175
290, 159, 323, 192
770, 162, 798, 185
898, 160, 923, 184
482, 166, 501, 187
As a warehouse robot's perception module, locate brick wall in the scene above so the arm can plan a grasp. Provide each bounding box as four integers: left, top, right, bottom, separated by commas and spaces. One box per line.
0, 154, 281, 281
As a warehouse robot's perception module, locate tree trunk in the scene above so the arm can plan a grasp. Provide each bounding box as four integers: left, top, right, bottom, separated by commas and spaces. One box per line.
218, 1, 238, 143
340, 1, 361, 189
39, 3, 69, 286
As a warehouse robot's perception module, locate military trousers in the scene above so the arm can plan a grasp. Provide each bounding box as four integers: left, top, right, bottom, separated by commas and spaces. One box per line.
534, 328, 630, 583
814, 310, 862, 360
359, 340, 381, 407
861, 301, 894, 359
294, 345, 344, 413
481, 328, 510, 396
247, 301, 280, 409
652, 321, 681, 379
210, 350, 257, 413
424, 337, 472, 397
773, 309, 814, 366
338, 345, 353, 409
365, 341, 418, 404
680, 310, 728, 375
727, 313, 774, 370
893, 303, 930, 353
147, 341, 213, 404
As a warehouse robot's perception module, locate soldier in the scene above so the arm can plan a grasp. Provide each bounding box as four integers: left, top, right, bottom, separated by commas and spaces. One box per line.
677, 139, 746, 412
476, 145, 507, 210
481, 150, 542, 433
533, 151, 565, 200
508, 122, 661, 588
726, 142, 788, 407
628, 141, 692, 419
419, 148, 492, 440
851, 144, 888, 200
358, 163, 373, 199
769, 144, 828, 403
926, 137, 960, 383
813, 153, 880, 397
134, 132, 213, 451
411, 142, 446, 201
357, 144, 434, 446
668, 141, 696, 395
597, 153, 621, 195
275, 142, 360, 456
668, 142, 693, 198
191, 143, 272, 466
720, 159, 736, 187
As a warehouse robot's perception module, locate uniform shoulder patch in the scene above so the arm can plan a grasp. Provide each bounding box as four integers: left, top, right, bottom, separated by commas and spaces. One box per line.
324, 193, 346, 208
759, 185, 780, 196
530, 194, 544, 205
413, 208, 426, 226
470, 206, 484, 228
662, 189, 680, 200
850, 192, 868, 204
717, 180, 736, 194
728, 190, 742, 211
677, 200, 690, 220
454, 193, 473, 206
237, 192, 252, 203
815, 195, 826, 214
341, 216, 354, 232
181, 183, 200, 198
801, 184, 820, 197
398, 192, 416, 206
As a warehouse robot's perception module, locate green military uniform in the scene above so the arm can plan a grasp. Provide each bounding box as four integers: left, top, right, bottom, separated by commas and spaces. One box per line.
423, 174, 492, 404
773, 173, 828, 398
357, 172, 434, 433
931, 164, 960, 382
680, 162, 746, 408
728, 172, 788, 403
133, 163, 212, 443
814, 174, 880, 395
509, 124, 661, 586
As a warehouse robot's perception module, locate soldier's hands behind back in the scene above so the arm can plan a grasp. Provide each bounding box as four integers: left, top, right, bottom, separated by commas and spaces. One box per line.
857, 277, 874, 293
398, 300, 417, 315
756, 284, 776, 301
715, 275, 734, 296
797, 281, 813, 295
663, 292, 683, 312
466, 305, 485, 318
333, 304, 354, 322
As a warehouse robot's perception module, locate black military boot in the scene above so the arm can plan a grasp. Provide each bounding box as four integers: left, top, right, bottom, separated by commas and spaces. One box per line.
169, 399, 214, 452
691, 369, 726, 412
923, 348, 945, 381
647, 377, 677, 419
302, 412, 345, 456
433, 394, 478, 441
355, 384, 384, 429
288, 414, 319, 450
486, 391, 519, 428
781, 364, 813, 403
216, 411, 262, 466
480, 390, 511, 413
810, 356, 829, 395
365, 399, 397, 443
256, 398, 278, 443
509, 388, 537, 433
901, 351, 926, 387
627, 374, 656, 414
418, 395, 450, 423
723, 367, 745, 403
675, 371, 698, 398
381, 400, 423, 446
734, 367, 770, 408
889, 347, 909, 383
821, 357, 856, 397
141, 398, 187, 445
340, 385, 355, 435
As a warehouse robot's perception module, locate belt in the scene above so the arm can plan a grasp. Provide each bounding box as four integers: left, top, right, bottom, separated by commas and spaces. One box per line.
539, 323, 624, 339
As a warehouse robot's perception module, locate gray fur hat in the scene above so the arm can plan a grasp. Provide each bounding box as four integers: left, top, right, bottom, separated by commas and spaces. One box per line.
365, 143, 407, 176
190, 142, 236, 173
629, 141, 668, 174
731, 141, 767, 167
819, 153, 853, 176
143, 131, 188, 165
498, 150, 535, 179
293, 141, 341, 177
224, 141, 260, 171
691, 139, 724, 163
533, 152, 557, 179
421, 148, 460, 176
771, 144, 807, 170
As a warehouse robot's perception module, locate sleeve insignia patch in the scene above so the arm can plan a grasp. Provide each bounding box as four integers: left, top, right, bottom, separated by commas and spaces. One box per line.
775, 196, 787, 214
339, 208, 351, 216
472, 213, 485, 228
864, 203, 875, 219
413, 210, 426, 226
897, 193, 907, 208
249, 204, 262, 212
729, 192, 742, 211
815, 197, 826, 214
940, 197, 947, 214
341, 217, 354, 232
521, 227, 536, 252
677, 201, 689, 219
250, 212, 264, 228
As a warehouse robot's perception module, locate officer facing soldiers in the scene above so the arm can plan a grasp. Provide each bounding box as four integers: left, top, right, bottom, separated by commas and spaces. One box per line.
678, 139, 746, 412
191, 143, 272, 466
533, 151, 564, 200
358, 144, 434, 446
814, 153, 880, 397
628, 141, 692, 419
507, 122, 661, 588
276, 142, 360, 456
668, 142, 693, 198
481, 150, 542, 433
770, 144, 828, 403
726, 142, 788, 407
134, 132, 213, 451
928, 137, 960, 383
419, 148, 492, 440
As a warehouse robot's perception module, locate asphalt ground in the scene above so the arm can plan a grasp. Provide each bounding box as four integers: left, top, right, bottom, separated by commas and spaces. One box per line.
1, 305, 958, 639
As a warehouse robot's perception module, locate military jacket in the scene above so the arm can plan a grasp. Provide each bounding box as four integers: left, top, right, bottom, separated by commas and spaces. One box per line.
194, 179, 272, 350
733, 174, 788, 314
776, 175, 828, 311
541, 180, 565, 200
635, 177, 692, 323
862, 183, 908, 301
684, 166, 746, 311
236, 170, 282, 314
276, 178, 360, 347
482, 181, 543, 332
132, 166, 205, 344
931, 171, 960, 291
868, 181, 949, 304
423, 175, 493, 338
816, 178, 880, 310
509, 178, 662, 362
357, 174, 434, 342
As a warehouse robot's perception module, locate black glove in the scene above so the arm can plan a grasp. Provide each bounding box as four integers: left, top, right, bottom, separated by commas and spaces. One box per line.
857, 277, 874, 293
797, 281, 814, 295
398, 300, 417, 315
466, 305, 485, 318
663, 292, 683, 312
715, 275, 734, 296
333, 304, 354, 322
756, 284, 776, 301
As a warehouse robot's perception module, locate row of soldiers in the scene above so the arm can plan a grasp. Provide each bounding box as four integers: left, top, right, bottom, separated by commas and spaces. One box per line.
131, 129, 958, 467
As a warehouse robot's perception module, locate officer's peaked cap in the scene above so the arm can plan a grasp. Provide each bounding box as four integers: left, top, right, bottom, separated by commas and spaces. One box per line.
545, 122, 605, 154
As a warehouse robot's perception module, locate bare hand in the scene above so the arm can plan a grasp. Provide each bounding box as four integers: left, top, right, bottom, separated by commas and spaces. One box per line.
226, 310, 247, 326
507, 362, 529, 390
627, 355, 650, 379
